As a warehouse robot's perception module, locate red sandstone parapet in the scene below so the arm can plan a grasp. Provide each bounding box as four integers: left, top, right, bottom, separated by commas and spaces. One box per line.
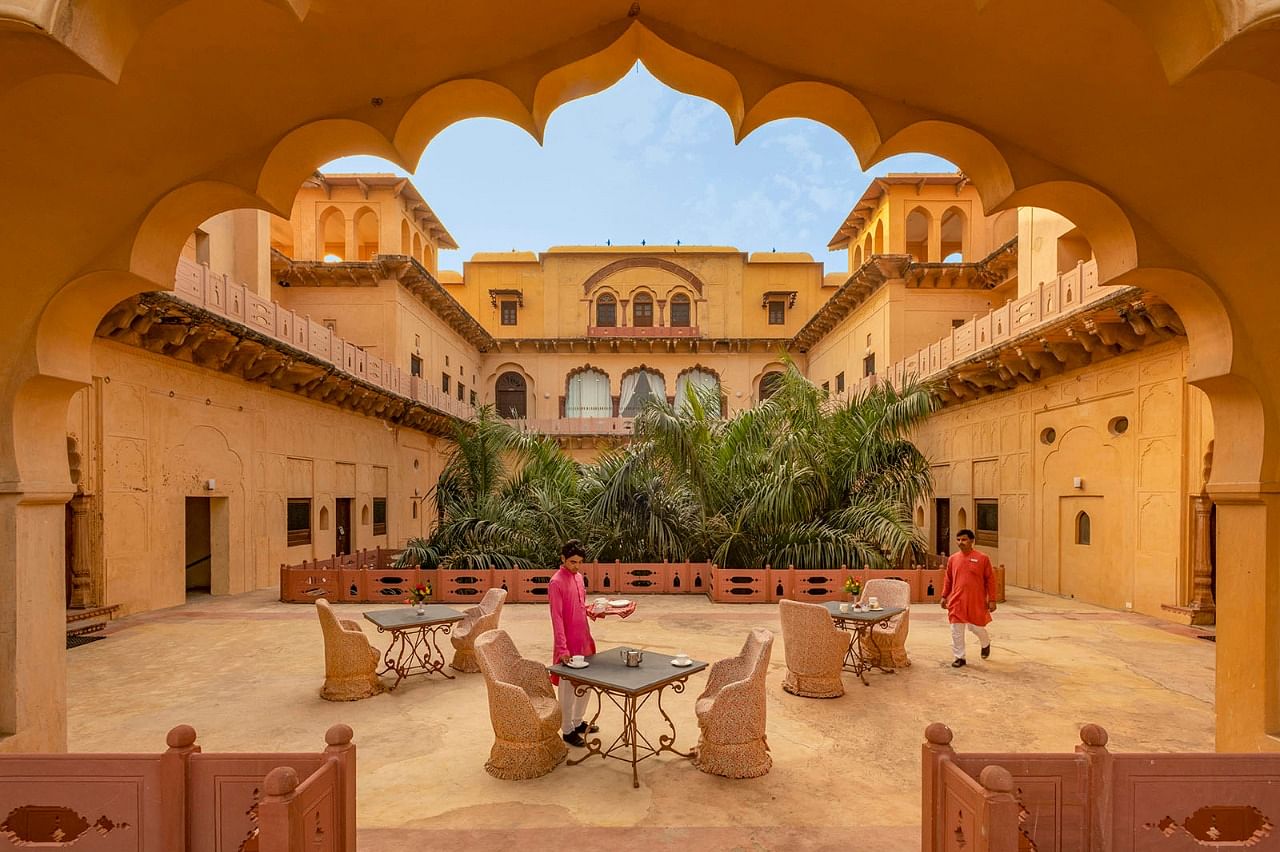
0, 724, 356, 851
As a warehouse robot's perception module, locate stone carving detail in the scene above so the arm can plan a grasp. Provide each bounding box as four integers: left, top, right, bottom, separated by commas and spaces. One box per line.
0, 805, 130, 844
1146, 805, 1273, 846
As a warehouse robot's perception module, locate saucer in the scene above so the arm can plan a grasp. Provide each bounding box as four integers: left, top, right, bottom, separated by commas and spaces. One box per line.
869, 606, 884, 611
609, 599, 632, 607
564, 660, 590, 669
671, 659, 693, 667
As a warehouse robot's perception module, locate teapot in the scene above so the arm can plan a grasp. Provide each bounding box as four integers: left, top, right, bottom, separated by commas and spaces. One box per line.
619, 647, 644, 667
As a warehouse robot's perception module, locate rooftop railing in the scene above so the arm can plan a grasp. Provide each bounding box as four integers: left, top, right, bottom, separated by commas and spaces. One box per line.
171, 256, 476, 421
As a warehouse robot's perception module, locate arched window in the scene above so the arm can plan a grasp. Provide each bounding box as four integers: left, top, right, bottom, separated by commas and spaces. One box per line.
874, 220, 885, 254
632, 292, 654, 327
905, 207, 931, 262
495, 371, 528, 419
852, 245, 863, 269
595, 294, 617, 327
566, 369, 611, 417
675, 369, 720, 416
319, 207, 346, 260
670, 293, 691, 327
863, 234, 873, 263
759, 371, 784, 401
1076, 511, 1091, 545
941, 206, 966, 262
412, 233, 422, 264
354, 207, 379, 260
401, 220, 412, 254
620, 368, 666, 416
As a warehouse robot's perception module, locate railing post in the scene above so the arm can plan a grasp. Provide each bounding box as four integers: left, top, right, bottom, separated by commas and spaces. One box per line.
977, 766, 1020, 852
161, 724, 199, 851
1076, 723, 1112, 850
324, 723, 357, 852
257, 766, 300, 852
922, 723, 956, 852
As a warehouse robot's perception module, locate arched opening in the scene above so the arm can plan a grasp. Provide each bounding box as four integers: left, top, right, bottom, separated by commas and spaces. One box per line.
1075, 511, 1092, 545
400, 219, 411, 254
863, 234, 873, 263
759, 371, 784, 401
361, 504, 370, 526
957, 507, 968, 531
495, 371, 528, 419
269, 215, 294, 257
852, 244, 863, 268
941, 206, 966, 262
675, 368, 720, 416
318, 206, 346, 261
620, 368, 666, 416
412, 233, 423, 264
595, 293, 617, 327
353, 207, 379, 260
905, 207, 932, 262
669, 292, 691, 327
318, 505, 330, 531
566, 368, 611, 417
873, 220, 885, 254
1057, 225, 1094, 274
632, 292, 654, 327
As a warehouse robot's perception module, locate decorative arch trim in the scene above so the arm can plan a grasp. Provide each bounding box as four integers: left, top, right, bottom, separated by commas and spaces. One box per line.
582, 257, 706, 295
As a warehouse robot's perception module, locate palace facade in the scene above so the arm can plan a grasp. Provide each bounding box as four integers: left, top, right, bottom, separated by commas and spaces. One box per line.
75, 171, 1206, 636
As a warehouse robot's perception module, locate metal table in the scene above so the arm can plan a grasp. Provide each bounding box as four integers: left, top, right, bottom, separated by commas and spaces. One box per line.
822, 602, 906, 686
549, 648, 708, 788
363, 605, 464, 690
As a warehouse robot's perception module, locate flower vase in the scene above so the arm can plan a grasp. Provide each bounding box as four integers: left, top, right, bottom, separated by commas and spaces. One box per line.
414, 602, 426, 616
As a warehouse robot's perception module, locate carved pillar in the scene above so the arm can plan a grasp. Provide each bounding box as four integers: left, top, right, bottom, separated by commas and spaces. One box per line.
1186, 493, 1217, 624
619, 300, 629, 327
66, 495, 97, 608
657, 300, 666, 326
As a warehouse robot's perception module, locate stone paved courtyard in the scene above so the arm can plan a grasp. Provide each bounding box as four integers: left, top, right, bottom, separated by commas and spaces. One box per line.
69, 588, 1214, 850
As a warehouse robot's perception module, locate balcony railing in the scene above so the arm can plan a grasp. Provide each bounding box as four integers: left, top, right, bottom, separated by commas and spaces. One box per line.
506, 417, 636, 437
881, 258, 1115, 390
587, 325, 699, 338
171, 256, 476, 421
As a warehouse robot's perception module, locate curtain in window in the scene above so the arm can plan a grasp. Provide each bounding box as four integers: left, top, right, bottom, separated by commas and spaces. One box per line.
566, 369, 611, 417
674, 369, 720, 415
619, 369, 666, 417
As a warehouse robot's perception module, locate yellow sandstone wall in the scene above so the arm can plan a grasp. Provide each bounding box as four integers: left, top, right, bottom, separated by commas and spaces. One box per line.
913, 340, 1212, 620
66, 340, 449, 616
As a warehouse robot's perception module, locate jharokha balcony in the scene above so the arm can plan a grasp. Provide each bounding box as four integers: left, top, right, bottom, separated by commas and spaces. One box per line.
587, 325, 700, 338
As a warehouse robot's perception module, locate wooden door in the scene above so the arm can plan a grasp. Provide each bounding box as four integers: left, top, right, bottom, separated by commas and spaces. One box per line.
934, 498, 951, 557
336, 498, 352, 556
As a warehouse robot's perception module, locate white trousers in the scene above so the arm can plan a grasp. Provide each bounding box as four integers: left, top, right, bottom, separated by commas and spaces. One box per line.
950, 622, 990, 659
558, 679, 591, 734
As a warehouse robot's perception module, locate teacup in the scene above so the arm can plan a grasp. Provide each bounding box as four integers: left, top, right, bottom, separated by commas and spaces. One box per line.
570, 654, 586, 665
673, 652, 691, 665
838, 602, 850, 613
868, 596, 880, 608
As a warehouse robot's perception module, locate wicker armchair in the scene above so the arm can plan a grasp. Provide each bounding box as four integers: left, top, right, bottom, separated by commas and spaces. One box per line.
859, 578, 912, 669
474, 630, 568, 780
693, 628, 774, 778
450, 588, 507, 673
779, 599, 851, 698
315, 598, 383, 701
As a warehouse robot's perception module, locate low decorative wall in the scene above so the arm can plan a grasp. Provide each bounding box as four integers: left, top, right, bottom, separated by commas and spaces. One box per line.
281, 553, 1005, 606
922, 722, 1280, 851
0, 724, 356, 851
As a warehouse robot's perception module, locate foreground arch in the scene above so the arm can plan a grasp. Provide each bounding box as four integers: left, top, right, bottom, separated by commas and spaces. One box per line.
1, 2, 1279, 753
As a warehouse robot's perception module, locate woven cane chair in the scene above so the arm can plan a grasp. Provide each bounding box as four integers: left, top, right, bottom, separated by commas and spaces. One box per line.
779, 599, 851, 698
859, 578, 912, 669
693, 627, 774, 778
316, 598, 383, 701
474, 630, 567, 780
450, 588, 507, 673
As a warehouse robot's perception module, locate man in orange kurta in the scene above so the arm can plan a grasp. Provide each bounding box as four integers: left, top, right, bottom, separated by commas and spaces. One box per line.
940, 528, 997, 668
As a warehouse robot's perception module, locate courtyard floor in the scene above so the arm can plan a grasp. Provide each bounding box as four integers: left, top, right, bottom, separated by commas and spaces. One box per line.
69, 588, 1214, 851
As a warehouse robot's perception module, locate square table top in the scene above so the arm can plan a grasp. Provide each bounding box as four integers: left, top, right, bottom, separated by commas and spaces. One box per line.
822, 602, 906, 625
548, 648, 708, 695
363, 605, 465, 630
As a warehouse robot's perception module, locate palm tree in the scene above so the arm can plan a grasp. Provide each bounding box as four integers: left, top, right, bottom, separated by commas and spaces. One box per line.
395, 406, 584, 570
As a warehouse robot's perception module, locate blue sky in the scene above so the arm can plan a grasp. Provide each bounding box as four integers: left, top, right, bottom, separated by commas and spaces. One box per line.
323, 64, 955, 274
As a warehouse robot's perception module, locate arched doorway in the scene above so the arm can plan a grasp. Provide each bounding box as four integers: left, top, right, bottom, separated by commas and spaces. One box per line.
759, 371, 784, 402
495, 371, 528, 419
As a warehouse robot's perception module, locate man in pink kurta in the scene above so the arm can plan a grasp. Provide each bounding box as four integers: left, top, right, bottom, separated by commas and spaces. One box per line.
941, 528, 997, 668
549, 540, 597, 746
